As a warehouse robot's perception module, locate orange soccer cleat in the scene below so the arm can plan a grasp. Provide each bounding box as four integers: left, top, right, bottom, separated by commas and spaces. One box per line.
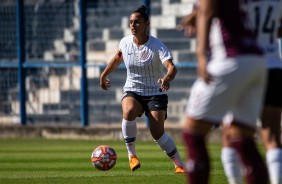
175, 166, 186, 174
129, 155, 141, 171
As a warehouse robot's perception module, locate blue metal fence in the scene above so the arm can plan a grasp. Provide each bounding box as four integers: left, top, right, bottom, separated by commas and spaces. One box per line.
0, 0, 200, 126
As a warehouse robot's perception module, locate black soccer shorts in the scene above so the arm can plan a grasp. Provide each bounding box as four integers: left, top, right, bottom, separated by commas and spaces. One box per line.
264, 69, 282, 107
122, 91, 168, 118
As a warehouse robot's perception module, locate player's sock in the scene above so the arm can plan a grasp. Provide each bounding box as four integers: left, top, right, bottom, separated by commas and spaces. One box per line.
155, 133, 185, 168
182, 131, 210, 184
230, 138, 269, 184
221, 147, 243, 184
122, 119, 137, 159
266, 148, 282, 184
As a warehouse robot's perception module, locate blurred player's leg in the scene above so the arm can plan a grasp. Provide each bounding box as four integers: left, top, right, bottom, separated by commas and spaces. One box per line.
182, 131, 210, 184
182, 118, 213, 184
230, 138, 268, 184
223, 57, 268, 184
221, 126, 243, 184
266, 148, 282, 184
261, 106, 282, 184
227, 123, 269, 184
221, 147, 243, 184
261, 69, 282, 184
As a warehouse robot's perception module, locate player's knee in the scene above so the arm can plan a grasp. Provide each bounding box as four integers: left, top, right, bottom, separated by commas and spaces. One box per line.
122, 109, 139, 120
149, 123, 164, 140
261, 128, 281, 149
227, 123, 256, 140
150, 130, 164, 140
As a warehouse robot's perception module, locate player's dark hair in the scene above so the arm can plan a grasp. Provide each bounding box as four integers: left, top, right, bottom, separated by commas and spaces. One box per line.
132, 5, 149, 22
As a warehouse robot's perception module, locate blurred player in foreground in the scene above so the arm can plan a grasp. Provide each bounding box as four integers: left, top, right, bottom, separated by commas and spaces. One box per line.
180, 1, 282, 183
100, 5, 185, 174
179, 0, 269, 183
179, 0, 282, 184
220, 1, 282, 184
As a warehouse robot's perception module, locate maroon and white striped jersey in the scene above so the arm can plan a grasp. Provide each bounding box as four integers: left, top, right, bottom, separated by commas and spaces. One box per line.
209, 0, 263, 60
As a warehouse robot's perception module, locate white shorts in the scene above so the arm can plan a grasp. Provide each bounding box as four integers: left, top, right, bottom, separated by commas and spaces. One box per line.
186, 55, 266, 128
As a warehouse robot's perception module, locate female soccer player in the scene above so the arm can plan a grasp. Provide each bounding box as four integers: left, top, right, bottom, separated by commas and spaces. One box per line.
100, 5, 185, 174
181, 0, 269, 183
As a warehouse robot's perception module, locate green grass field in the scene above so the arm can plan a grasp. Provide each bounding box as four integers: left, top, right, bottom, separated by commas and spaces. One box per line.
0, 138, 230, 184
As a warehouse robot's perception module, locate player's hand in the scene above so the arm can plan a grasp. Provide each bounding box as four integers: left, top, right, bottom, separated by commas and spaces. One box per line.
157, 78, 170, 91
177, 10, 197, 37
100, 78, 111, 90
197, 62, 213, 84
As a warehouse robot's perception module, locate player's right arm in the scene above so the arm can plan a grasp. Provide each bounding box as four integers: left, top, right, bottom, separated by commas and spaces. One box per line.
100, 50, 123, 90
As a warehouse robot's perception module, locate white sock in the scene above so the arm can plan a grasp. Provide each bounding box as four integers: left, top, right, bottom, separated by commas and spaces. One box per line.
266, 148, 282, 184
122, 119, 137, 159
221, 147, 243, 184
155, 133, 184, 168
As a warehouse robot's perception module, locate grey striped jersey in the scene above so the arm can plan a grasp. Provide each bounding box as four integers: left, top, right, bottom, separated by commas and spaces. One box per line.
118, 35, 173, 96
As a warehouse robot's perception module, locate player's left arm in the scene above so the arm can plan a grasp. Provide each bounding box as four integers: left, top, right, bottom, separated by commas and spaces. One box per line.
158, 59, 177, 91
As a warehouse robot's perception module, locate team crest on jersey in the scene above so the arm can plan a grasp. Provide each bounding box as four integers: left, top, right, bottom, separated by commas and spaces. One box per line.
140, 51, 150, 62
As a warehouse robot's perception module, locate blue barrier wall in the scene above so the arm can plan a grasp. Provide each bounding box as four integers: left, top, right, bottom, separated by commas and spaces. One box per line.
0, 0, 205, 126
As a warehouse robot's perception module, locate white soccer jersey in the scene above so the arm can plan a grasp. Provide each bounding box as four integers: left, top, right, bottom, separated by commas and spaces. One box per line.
118, 35, 173, 96
246, 0, 282, 69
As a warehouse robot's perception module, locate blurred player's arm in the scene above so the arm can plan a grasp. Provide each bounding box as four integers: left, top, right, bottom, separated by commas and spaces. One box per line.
100, 50, 123, 90
196, 0, 217, 83
177, 2, 198, 37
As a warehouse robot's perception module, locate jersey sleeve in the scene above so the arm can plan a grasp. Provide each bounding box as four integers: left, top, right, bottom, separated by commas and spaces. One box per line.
157, 40, 173, 63
118, 37, 126, 54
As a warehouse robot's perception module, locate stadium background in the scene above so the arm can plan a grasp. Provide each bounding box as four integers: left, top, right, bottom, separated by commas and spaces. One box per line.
0, 0, 281, 139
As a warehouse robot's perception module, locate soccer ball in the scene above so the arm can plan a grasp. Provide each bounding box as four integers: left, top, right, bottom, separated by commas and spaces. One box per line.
91, 145, 117, 171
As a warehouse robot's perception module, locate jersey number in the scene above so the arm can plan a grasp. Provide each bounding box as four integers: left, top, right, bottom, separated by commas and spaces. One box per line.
254, 6, 276, 44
